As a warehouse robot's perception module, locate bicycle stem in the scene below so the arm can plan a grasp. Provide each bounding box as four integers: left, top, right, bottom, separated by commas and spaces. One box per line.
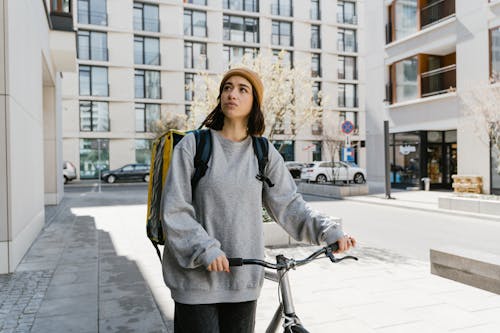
277, 255, 296, 316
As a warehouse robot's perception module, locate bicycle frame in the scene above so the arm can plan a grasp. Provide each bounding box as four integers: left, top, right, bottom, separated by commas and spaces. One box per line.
265, 255, 307, 333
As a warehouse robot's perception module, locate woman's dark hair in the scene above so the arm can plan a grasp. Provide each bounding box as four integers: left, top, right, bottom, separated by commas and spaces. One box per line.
201, 84, 265, 136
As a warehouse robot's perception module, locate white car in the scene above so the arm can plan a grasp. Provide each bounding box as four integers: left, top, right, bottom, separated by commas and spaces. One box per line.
300, 161, 366, 184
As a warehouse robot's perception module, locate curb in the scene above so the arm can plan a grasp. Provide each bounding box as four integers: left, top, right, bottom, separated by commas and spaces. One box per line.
343, 196, 500, 222
64, 181, 148, 188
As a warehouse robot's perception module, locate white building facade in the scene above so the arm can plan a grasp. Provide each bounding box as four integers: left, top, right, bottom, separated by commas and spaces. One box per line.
62, 0, 366, 180
365, 0, 500, 193
0, 0, 76, 273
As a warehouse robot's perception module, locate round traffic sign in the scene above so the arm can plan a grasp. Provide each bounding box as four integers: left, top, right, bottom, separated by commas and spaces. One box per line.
341, 120, 354, 134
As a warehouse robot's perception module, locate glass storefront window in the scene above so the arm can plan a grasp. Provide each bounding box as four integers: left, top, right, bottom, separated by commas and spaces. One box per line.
79, 139, 109, 179
136, 139, 152, 164
390, 132, 420, 186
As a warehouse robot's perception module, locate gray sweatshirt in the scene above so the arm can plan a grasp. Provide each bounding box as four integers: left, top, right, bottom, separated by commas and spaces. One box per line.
161, 129, 344, 304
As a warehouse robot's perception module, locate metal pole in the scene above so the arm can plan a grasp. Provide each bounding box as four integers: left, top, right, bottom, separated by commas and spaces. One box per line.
97, 139, 101, 193
384, 120, 393, 199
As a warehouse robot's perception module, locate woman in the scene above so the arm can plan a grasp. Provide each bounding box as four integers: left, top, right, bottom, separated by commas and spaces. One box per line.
161, 68, 356, 333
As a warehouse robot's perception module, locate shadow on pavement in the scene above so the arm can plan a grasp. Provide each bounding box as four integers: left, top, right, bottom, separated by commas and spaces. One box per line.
1, 202, 171, 333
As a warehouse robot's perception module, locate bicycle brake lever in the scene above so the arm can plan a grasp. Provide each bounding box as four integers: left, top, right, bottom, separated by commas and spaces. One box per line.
335, 255, 359, 262
325, 246, 338, 263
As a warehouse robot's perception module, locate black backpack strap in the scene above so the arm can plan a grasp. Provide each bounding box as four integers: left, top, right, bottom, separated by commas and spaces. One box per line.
192, 129, 212, 191
252, 136, 275, 188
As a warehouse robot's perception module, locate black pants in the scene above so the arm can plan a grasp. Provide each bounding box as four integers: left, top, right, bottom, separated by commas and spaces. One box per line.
174, 300, 257, 333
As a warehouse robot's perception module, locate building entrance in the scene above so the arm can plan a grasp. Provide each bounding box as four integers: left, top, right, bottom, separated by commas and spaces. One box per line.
390, 130, 457, 190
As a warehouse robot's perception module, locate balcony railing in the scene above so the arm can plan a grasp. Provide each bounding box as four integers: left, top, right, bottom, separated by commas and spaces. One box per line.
421, 64, 456, 98
338, 71, 358, 81
133, 17, 161, 32
337, 40, 357, 53
135, 52, 161, 66
78, 10, 108, 26
78, 47, 109, 62
338, 96, 359, 108
311, 38, 321, 49
385, 22, 393, 44
337, 13, 358, 25
421, 0, 455, 29
50, 0, 73, 31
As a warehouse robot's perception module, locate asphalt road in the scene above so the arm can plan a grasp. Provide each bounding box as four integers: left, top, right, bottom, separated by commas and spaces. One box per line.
63, 184, 500, 262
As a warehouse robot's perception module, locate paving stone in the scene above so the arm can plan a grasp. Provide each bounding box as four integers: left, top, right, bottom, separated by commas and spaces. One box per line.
36, 294, 97, 318
31, 312, 97, 333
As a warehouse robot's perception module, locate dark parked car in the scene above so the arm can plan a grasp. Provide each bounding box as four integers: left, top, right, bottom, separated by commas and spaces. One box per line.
101, 163, 150, 183
284, 161, 307, 179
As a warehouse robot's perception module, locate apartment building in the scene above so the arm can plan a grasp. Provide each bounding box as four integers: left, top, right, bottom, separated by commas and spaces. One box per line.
365, 0, 500, 194
0, 0, 76, 273
62, 0, 365, 180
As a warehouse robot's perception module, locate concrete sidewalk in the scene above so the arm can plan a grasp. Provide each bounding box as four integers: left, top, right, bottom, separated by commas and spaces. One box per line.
1, 190, 499, 332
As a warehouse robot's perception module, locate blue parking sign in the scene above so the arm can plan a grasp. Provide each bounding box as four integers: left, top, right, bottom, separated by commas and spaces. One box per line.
342, 147, 355, 162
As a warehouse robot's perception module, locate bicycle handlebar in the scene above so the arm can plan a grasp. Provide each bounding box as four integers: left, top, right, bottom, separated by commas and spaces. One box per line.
228, 242, 358, 270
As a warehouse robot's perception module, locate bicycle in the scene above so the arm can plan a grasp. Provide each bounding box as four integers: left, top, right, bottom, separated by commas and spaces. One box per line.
228, 242, 358, 333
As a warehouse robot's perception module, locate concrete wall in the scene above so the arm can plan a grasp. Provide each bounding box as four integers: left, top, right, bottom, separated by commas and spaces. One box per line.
0, 0, 71, 273
364, 0, 386, 182
456, 0, 492, 193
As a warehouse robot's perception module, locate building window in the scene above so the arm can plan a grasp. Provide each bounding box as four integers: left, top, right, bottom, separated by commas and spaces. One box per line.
135, 140, 153, 164
184, 0, 207, 5
339, 111, 358, 129
311, 53, 321, 77
389, 132, 421, 186
310, 0, 320, 20
133, 2, 160, 32
271, 0, 292, 16
185, 104, 192, 117
272, 21, 292, 46
136, 104, 160, 132
184, 41, 208, 69
77, 30, 108, 61
223, 15, 259, 43
392, 0, 418, 41
223, 0, 259, 12
313, 141, 322, 161
312, 81, 321, 105
272, 140, 295, 161
184, 9, 207, 37
52, 0, 71, 13
393, 57, 418, 103
134, 36, 160, 66
338, 84, 358, 108
223, 45, 259, 68
311, 25, 321, 49
338, 56, 357, 80
79, 138, 109, 179
77, 0, 107, 26
185, 73, 195, 101
79, 65, 108, 96
337, 1, 357, 25
338, 28, 357, 52
272, 49, 293, 68
80, 101, 109, 132
491, 27, 500, 82
135, 70, 161, 99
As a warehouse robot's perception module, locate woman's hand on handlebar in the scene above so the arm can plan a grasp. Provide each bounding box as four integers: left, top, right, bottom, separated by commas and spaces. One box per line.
207, 255, 230, 273
335, 235, 356, 254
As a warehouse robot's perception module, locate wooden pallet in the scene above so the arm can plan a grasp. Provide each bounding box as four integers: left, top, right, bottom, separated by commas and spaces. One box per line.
451, 175, 483, 194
